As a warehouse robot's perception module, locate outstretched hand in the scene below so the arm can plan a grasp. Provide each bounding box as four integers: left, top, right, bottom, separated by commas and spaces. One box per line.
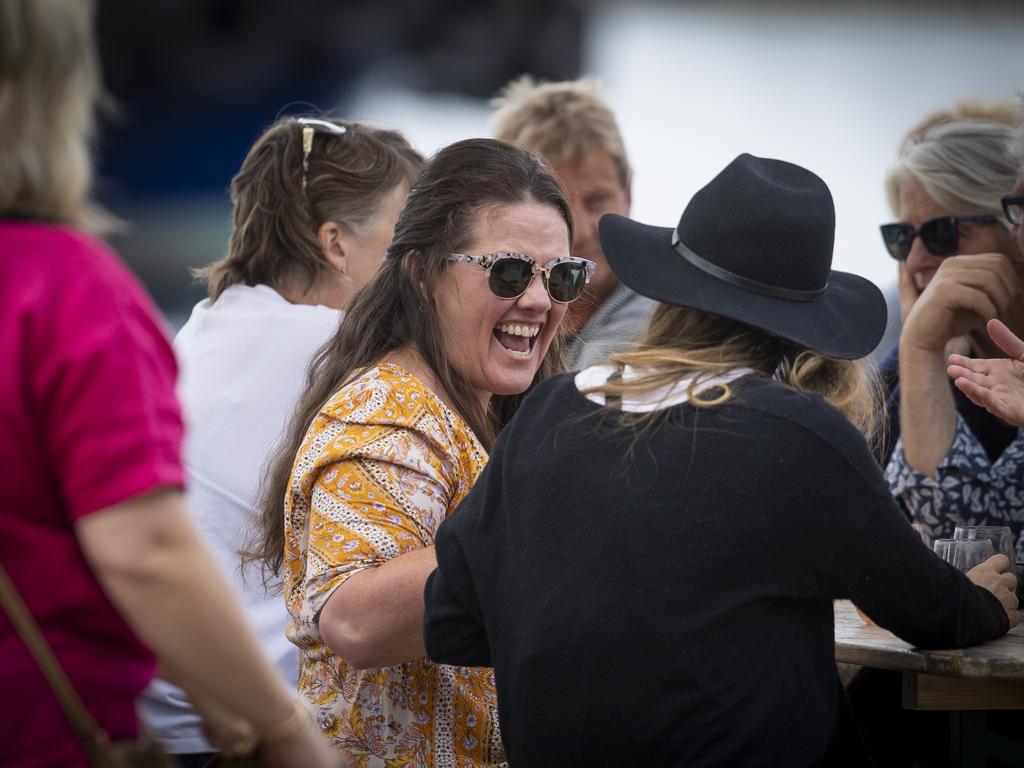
948, 319, 1024, 428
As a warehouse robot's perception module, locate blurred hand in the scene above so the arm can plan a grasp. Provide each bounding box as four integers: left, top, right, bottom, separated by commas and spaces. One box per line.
188, 688, 258, 758
948, 319, 1024, 427
901, 254, 1020, 355
966, 554, 1019, 629
257, 720, 348, 768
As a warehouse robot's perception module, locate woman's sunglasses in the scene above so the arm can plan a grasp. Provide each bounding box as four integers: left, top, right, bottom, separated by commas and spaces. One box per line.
1002, 195, 1024, 226
447, 251, 597, 303
880, 214, 998, 261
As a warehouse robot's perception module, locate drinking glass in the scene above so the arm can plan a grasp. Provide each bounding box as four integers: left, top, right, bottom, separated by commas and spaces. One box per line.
935, 538, 994, 572
933, 538, 956, 564
953, 526, 1015, 571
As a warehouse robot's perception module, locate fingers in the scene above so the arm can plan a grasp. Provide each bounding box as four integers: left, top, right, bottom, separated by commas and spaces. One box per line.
988, 318, 1024, 361
951, 376, 1002, 415
986, 554, 1011, 572
993, 562, 1019, 617
935, 255, 1019, 318
947, 362, 990, 386
948, 353, 992, 374
999, 589, 1019, 619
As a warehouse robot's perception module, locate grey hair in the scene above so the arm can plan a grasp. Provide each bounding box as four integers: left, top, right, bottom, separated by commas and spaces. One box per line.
1008, 96, 1024, 171
886, 119, 1019, 225
0, 0, 110, 232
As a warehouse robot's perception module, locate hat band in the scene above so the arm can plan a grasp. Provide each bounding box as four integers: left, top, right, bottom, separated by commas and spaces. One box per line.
671, 230, 827, 303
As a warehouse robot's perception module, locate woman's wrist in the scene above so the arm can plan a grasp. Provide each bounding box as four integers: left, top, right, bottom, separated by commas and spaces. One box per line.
260, 698, 312, 744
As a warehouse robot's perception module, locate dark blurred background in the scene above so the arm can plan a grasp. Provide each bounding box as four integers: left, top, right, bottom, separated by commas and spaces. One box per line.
94, 0, 584, 321
92, 0, 1024, 355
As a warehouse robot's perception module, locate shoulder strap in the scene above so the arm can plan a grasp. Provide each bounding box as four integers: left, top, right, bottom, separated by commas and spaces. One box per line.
0, 563, 111, 752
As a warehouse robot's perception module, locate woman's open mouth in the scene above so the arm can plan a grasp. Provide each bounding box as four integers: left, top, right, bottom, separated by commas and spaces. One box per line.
493, 323, 540, 357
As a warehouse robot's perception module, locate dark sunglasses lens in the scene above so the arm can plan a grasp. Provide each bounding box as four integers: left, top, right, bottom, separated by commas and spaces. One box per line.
1004, 199, 1022, 225
920, 218, 959, 257
881, 224, 913, 261
488, 258, 534, 299
548, 262, 588, 302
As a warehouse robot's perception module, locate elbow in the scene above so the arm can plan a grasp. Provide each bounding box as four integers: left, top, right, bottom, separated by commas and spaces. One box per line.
83, 524, 192, 591
77, 490, 198, 589
320, 618, 381, 670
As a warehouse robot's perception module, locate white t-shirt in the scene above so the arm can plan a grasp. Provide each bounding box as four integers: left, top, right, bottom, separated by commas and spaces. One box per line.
140, 284, 342, 753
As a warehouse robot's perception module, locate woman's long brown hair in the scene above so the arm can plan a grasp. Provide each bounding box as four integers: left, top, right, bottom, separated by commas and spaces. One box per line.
246, 138, 573, 580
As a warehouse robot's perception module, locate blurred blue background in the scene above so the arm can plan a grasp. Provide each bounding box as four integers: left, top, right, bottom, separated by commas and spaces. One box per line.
94, 0, 1024, 355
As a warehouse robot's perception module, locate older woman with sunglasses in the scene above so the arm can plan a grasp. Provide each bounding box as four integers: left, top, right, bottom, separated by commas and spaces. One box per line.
872, 118, 1024, 462
881, 119, 1023, 541
847, 117, 1024, 765
248, 138, 588, 765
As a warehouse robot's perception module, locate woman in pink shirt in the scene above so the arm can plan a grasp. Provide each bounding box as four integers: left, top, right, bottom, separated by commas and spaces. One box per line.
0, 2, 336, 766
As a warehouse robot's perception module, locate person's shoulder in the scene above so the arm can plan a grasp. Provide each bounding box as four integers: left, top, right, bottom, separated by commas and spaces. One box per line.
2, 222, 168, 344
310, 364, 479, 478
321, 363, 451, 432
735, 375, 880, 475
495, 372, 589, 450
517, 371, 580, 412
2, 221, 131, 286
737, 375, 868, 448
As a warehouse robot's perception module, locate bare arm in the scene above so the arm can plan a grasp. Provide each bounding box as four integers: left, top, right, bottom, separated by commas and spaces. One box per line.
319, 546, 437, 669
899, 344, 959, 477
76, 489, 338, 767
898, 255, 1018, 476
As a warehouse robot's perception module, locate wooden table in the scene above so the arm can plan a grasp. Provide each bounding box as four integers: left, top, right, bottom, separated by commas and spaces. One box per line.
834, 600, 1024, 766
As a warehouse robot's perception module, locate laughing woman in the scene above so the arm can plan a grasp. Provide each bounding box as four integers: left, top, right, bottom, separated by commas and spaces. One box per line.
249, 138, 590, 765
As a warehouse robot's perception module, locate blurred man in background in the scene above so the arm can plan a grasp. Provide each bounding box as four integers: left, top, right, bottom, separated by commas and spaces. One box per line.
492, 76, 655, 369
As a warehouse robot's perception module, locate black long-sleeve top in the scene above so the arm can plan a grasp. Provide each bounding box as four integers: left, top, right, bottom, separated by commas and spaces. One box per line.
423, 373, 1009, 767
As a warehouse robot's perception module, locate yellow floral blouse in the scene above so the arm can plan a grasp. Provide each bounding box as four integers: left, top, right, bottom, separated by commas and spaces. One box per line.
283, 363, 505, 767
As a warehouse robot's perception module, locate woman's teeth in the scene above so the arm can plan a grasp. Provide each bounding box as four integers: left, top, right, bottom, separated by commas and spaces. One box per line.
496, 323, 540, 338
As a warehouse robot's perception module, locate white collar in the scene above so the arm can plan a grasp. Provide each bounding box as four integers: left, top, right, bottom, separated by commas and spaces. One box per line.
574, 364, 755, 413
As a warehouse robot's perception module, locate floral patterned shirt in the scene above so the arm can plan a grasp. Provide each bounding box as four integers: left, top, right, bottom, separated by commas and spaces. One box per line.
283, 363, 505, 767
886, 415, 1024, 563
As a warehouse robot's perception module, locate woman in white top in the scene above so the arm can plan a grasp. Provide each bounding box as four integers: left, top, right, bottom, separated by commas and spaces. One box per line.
142, 115, 423, 766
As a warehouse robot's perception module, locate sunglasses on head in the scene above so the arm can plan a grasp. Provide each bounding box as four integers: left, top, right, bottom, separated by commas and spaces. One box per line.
880, 215, 998, 261
297, 117, 347, 192
447, 252, 597, 303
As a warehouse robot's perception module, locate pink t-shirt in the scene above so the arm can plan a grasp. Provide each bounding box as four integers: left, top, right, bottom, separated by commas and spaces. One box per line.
0, 221, 185, 766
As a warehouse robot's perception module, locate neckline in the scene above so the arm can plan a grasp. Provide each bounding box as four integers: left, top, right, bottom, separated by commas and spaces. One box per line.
373, 361, 468, 427
570, 365, 759, 414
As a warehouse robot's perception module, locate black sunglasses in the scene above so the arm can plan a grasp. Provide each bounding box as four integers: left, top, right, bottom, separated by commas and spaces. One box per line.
880, 215, 998, 261
447, 251, 597, 303
1002, 195, 1024, 226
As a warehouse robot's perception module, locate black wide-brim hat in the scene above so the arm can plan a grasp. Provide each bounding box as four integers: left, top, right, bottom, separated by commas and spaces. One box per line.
599, 153, 887, 359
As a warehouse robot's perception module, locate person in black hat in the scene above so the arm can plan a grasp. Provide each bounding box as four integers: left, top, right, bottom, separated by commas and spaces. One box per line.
421, 154, 1019, 767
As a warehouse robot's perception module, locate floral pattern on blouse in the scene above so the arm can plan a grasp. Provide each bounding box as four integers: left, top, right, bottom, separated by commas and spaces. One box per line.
283, 363, 505, 767
886, 415, 1024, 563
